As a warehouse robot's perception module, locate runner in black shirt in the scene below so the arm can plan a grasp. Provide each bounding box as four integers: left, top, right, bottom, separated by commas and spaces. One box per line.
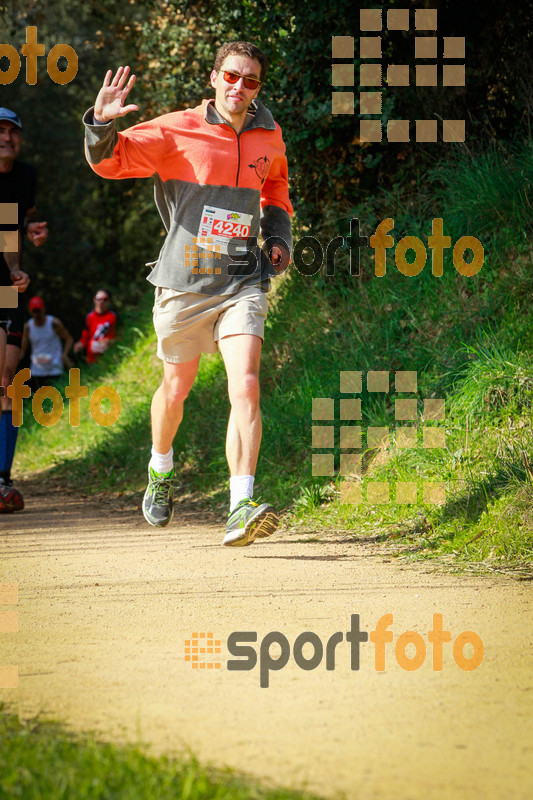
0, 108, 48, 512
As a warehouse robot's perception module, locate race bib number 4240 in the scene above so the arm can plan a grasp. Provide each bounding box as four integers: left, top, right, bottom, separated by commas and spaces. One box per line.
197, 205, 253, 254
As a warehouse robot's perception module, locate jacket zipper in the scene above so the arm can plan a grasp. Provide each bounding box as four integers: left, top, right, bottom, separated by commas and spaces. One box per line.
223, 119, 253, 186
210, 100, 268, 186
233, 129, 241, 187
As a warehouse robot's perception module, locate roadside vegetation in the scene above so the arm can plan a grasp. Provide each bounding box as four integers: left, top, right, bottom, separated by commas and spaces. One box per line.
0, 708, 322, 800
3, 0, 532, 574
2, 4, 531, 800
15, 142, 533, 576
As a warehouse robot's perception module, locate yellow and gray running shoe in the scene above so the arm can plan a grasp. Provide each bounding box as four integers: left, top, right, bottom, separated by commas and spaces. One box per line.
142, 467, 174, 527
223, 499, 279, 546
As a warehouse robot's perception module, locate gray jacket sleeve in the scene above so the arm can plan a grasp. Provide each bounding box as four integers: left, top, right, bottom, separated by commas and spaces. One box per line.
260, 204, 292, 253
83, 107, 119, 165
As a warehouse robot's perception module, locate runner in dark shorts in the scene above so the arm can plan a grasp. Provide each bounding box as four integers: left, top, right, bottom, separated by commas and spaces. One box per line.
0, 107, 48, 512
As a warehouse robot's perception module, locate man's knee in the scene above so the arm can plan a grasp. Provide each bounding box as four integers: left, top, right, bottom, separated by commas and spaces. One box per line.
229, 371, 260, 407
2, 361, 17, 387
162, 373, 194, 406
3, 347, 20, 390
2, 368, 15, 407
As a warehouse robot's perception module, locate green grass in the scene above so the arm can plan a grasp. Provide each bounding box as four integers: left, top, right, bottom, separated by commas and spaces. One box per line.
14, 142, 533, 574
0, 708, 323, 800
285, 340, 533, 575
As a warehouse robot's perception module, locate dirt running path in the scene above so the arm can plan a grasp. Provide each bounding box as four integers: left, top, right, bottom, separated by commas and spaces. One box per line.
1, 486, 532, 799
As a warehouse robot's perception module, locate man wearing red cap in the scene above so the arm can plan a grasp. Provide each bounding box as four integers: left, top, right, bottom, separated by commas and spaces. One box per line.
0, 107, 49, 512
20, 297, 74, 390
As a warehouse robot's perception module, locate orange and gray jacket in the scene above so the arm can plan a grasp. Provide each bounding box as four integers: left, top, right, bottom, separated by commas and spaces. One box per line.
83, 99, 293, 295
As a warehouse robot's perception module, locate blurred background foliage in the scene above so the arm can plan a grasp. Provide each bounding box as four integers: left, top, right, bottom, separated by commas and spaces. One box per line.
3, 0, 533, 568
0, 0, 531, 338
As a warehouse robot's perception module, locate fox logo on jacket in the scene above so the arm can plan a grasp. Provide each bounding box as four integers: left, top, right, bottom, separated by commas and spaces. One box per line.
248, 155, 271, 184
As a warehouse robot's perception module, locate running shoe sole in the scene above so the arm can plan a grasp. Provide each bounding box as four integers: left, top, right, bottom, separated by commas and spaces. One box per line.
223, 504, 279, 547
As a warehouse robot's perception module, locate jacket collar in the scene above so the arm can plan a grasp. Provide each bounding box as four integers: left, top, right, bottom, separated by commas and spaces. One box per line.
203, 98, 276, 131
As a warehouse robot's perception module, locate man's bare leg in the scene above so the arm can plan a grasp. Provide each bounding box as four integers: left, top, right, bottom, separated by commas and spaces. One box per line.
219, 333, 278, 545
218, 333, 262, 478
1, 343, 17, 413
143, 354, 200, 527
151, 355, 201, 454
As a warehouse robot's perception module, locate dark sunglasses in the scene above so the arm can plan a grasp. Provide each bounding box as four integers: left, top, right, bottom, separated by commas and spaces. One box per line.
222, 70, 261, 90
95, 295, 109, 302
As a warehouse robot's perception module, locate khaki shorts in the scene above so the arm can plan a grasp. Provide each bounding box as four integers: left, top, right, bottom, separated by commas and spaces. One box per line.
153, 285, 268, 363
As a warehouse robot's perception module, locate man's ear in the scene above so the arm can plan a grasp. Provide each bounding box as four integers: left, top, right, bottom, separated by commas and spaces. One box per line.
210, 69, 218, 89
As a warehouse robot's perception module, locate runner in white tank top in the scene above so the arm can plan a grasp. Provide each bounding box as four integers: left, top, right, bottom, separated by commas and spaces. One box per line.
20, 296, 74, 389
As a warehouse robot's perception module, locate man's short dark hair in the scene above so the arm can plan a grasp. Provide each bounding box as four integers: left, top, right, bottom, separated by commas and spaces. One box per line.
213, 42, 268, 83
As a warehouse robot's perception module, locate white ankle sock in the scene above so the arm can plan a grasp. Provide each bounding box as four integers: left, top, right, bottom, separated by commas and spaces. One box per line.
230, 475, 255, 511
150, 446, 174, 475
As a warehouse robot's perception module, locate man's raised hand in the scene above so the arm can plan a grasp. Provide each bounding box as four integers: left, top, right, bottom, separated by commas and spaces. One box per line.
94, 66, 139, 123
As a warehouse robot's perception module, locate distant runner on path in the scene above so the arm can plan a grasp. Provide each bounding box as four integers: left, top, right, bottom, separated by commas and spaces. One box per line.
83, 41, 292, 545
20, 296, 74, 389
74, 289, 117, 364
